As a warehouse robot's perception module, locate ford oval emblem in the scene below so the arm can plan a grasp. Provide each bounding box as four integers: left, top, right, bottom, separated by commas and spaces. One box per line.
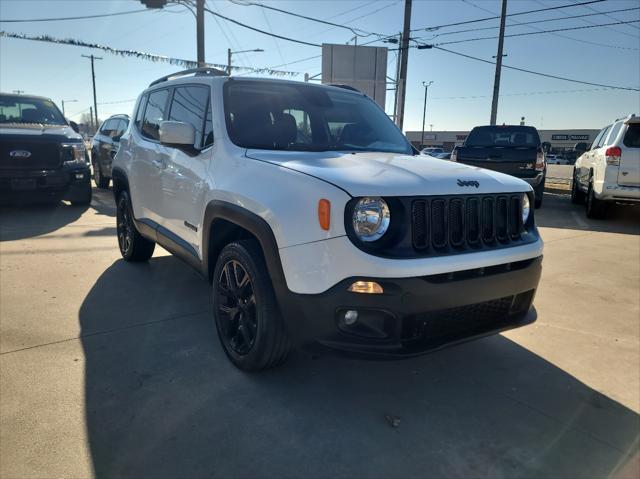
9, 150, 31, 159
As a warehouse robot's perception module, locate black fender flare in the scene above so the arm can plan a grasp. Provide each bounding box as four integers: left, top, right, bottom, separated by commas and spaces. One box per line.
202, 200, 288, 292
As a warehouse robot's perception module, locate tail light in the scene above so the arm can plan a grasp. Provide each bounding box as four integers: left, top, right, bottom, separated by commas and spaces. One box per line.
450, 149, 458, 162
605, 146, 621, 166
535, 149, 545, 171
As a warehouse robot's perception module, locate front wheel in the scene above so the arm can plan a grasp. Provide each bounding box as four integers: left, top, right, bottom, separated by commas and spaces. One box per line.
116, 190, 155, 261
93, 160, 110, 189
212, 240, 291, 372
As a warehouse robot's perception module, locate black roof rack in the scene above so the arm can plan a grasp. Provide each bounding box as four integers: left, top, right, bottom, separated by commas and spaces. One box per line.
327, 84, 361, 93
149, 67, 228, 87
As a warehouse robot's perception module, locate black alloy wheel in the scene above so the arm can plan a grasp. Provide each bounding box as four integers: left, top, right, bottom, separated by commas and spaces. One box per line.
216, 259, 257, 355
116, 191, 155, 261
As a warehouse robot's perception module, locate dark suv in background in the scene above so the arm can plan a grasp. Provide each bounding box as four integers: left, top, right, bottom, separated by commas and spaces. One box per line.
91, 114, 129, 189
0, 93, 92, 205
452, 125, 546, 208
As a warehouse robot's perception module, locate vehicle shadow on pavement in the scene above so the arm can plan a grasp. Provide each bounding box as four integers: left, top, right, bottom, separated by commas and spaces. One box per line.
90, 188, 116, 218
0, 202, 88, 241
79, 256, 639, 479
536, 191, 640, 236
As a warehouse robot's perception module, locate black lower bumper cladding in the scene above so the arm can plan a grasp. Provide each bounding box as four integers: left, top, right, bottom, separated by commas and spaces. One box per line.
0, 165, 91, 204
280, 256, 542, 358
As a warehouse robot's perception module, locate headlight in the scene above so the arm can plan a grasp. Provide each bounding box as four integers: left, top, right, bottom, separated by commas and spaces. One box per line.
61, 142, 86, 166
352, 197, 390, 242
522, 193, 531, 224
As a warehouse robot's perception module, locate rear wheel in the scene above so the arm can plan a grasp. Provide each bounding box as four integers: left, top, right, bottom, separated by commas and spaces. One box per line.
534, 180, 544, 209
116, 190, 155, 261
93, 160, 110, 189
586, 181, 608, 219
212, 240, 291, 372
571, 171, 585, 204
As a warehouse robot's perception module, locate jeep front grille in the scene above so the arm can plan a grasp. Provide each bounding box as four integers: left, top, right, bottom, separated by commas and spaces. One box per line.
411, 194, 524, 253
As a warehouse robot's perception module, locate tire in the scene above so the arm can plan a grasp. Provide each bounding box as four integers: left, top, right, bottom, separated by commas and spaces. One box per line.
534, 180, 544, 209
93, 160, 110, 189
212, 240, 291, 372
116, 190, 155, 261
586, 181, 608, 219
70, 182, 92, 206
571, 171, 585, 205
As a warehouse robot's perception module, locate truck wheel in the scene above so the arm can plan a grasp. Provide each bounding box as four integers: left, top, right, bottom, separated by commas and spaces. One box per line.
116, 190, 155, 261
212, 240, 291, 372
586, 182, 608, 219
534, 181, 544, 209
70, 182, 92, 206
571, 171, 585, 204
93, 161, 110, 189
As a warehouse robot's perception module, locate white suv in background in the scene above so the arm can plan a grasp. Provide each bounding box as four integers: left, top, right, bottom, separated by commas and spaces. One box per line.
112, 68, 543, 371
572, 114, 640, 218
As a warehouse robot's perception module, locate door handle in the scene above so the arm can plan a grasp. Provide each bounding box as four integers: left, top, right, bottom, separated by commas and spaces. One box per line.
152, 159, 166, 170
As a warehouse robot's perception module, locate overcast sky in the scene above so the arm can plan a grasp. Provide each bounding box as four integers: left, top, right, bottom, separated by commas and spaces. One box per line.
1, 0, 638, 131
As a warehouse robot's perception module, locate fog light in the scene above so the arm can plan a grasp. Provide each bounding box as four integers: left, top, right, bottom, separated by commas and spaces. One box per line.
75, 173, 84, 179
347, 281, 383, 294
344, 310, 358, 325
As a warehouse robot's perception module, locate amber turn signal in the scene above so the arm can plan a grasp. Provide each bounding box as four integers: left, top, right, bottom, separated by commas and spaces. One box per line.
348, 281, 384, 294
318, 199, 331, 230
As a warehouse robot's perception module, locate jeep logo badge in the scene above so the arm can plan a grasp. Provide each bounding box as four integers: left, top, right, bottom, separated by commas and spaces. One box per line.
9, 150, 31, 159
457, 179, 479, 188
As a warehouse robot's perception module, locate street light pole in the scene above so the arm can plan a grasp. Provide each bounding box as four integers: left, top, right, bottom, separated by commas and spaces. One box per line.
421, 81, 433, 149
61, 99, 77, 117
227, 48, 264, 75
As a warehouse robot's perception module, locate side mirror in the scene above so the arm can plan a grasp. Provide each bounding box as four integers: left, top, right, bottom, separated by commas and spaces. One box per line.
159, 121, 195, 147
69, 120, 80, 134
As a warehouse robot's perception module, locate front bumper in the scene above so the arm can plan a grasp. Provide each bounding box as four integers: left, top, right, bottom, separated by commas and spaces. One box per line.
279, 256, 542, 357
0, 164, 91, 203
521, 172, 545, 188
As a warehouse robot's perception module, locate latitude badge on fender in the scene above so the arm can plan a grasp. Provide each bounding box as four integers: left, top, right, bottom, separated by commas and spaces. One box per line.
457, 179, 479, 188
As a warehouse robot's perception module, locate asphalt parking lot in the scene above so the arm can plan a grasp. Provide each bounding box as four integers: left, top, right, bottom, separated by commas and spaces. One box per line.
1, 187, 639, 479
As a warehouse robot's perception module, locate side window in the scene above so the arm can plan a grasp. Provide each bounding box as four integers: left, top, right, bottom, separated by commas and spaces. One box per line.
113, 119, 126, 138
168, 85, 209, 148
203, 98, 213, 148
134, 95, 147, 130
592, 126, 609, 149
605, 122, 623, 146
141, 89, 169, 141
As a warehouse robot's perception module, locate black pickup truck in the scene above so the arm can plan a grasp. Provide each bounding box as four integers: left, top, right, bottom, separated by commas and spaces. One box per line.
452, 125, 546, 208
0, 93, 92, 205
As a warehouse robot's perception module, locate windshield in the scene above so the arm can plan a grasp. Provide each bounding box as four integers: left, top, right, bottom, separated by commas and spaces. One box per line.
0, 95, 67, 126
224, 81, 412, 154
466, 126, 540, 148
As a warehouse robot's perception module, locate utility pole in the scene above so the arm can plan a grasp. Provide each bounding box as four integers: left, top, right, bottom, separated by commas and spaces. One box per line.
395, 0, 412, 131
420, 81, 433, 149
89, 106, 94, 132
196, 0, 205, 66
82, 54, 102, 130
392, 32, 402, 123
490, 0, 507, 126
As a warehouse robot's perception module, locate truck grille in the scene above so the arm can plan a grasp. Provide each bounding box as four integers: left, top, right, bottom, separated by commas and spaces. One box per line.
411, 194, 523, 253
0, 138, 62, 170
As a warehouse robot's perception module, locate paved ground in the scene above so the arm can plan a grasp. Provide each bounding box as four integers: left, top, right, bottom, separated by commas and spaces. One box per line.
546, 164, 573, 181
1, 187, 639, 479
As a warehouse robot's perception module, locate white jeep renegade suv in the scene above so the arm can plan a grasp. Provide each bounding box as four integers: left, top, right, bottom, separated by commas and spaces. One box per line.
113, 68, 543, 371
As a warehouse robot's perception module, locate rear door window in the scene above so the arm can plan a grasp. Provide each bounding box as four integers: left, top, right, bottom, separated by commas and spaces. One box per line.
595, 126, 611, 149
141, 89, 169, 141
623, 123, 640, 148
605, 122, 623, 146
168, 85, 210, 149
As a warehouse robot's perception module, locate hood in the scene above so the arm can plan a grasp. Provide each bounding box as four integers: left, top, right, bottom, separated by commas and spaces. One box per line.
0, 123, 83, 142
246, 150, 532, 197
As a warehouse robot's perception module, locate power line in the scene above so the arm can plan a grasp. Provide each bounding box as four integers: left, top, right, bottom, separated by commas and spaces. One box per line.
429, 87, 620, 100
415, 7, 640, 41
580, 2, 640, 33
429, 45, 639, 91
0, 9, 149, 23
453, 0, 639, 51
411, 0, 606, 32
434, 19, 640, 46
228, 0, 385, 38
201, 4, 322, 47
